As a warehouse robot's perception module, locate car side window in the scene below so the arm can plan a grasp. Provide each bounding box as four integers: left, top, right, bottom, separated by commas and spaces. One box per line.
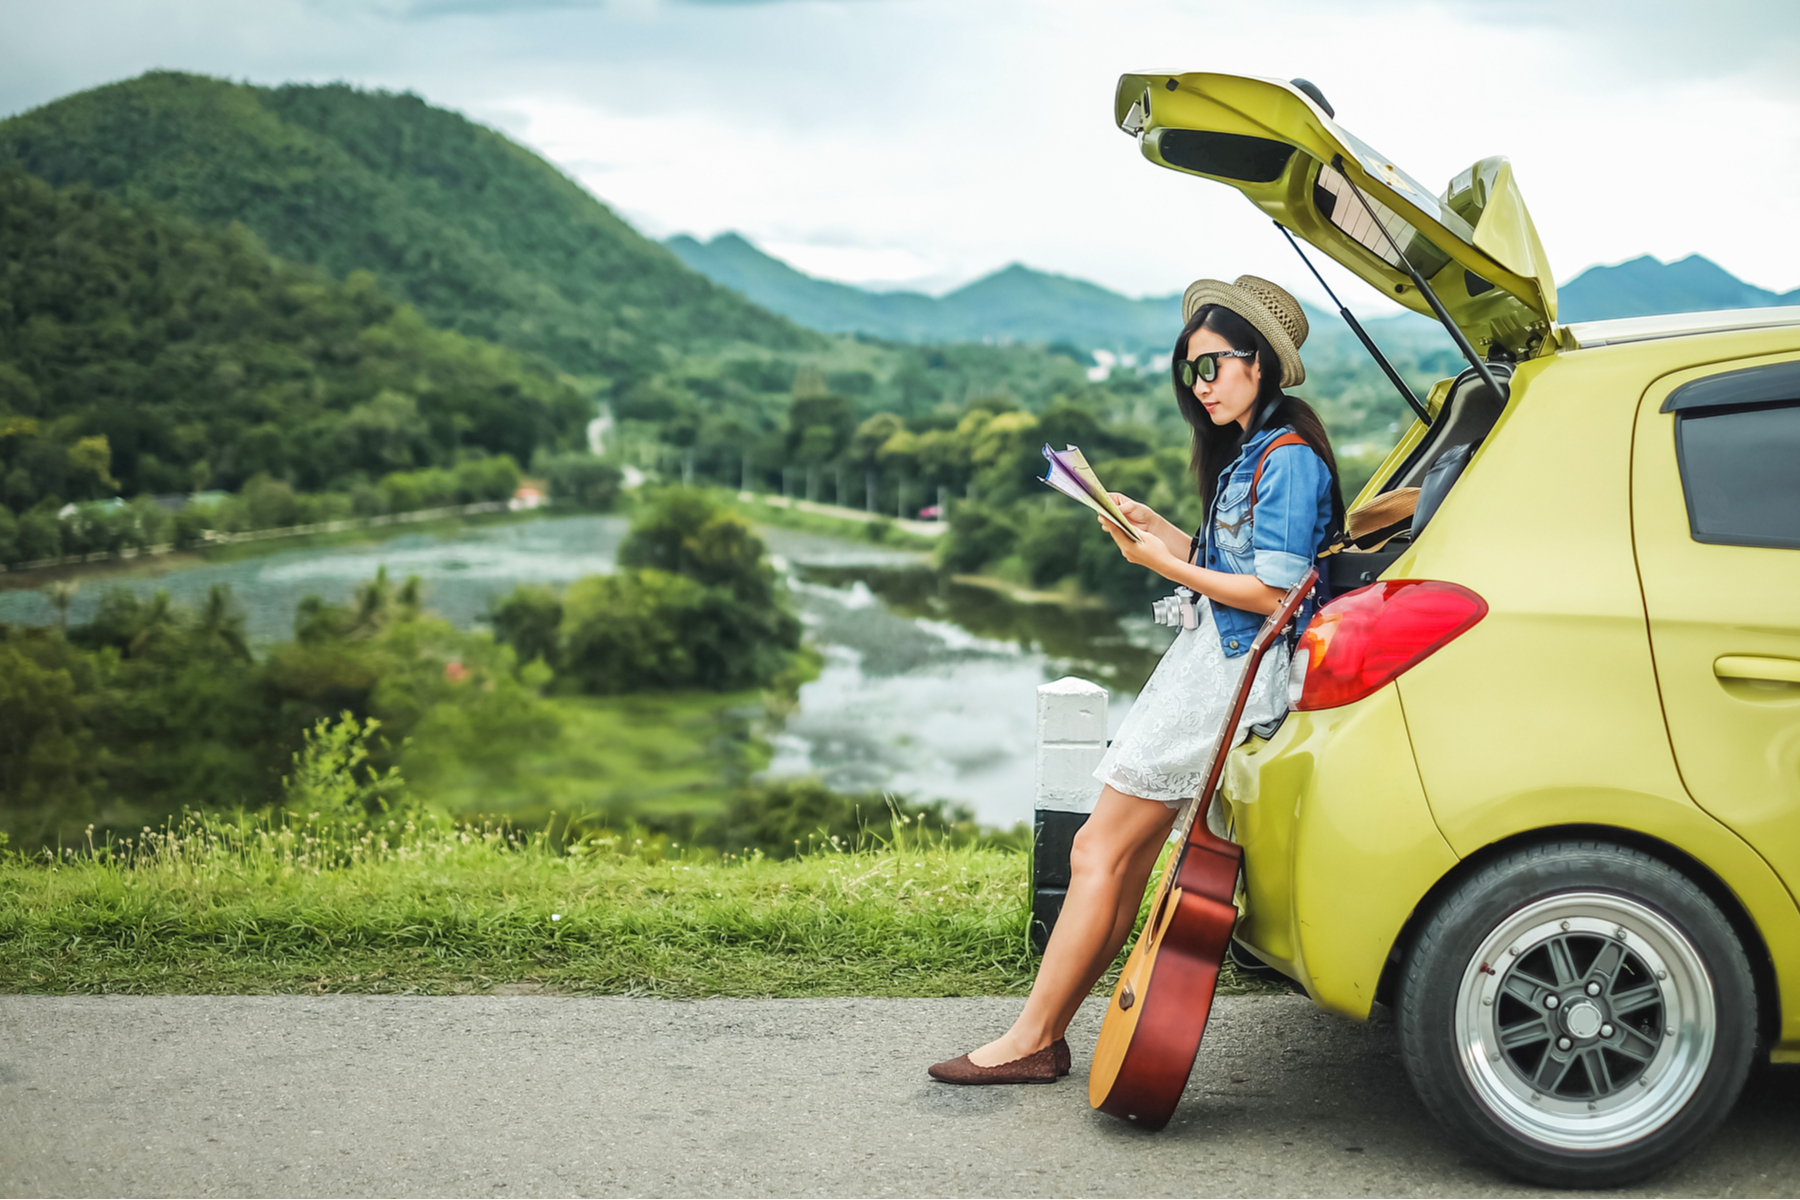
1664, 363, 1800, 551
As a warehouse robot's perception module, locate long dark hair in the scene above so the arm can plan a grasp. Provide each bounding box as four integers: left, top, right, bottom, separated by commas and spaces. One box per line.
1172, 304, 1345, 533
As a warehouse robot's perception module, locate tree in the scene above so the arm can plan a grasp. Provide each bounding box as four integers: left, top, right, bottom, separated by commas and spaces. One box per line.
488, 584, 563, 669
534, 453, 622, 510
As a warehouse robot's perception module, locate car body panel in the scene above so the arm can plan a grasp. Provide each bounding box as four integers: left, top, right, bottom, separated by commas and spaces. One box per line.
1221, 326, 1800, 1051
1224, 689, 1459, 1019
1113, 71, 1554, 358
1632, 352, 1800, 916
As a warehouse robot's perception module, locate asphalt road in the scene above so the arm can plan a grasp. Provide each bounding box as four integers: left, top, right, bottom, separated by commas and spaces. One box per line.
2, 993, 1796, 1197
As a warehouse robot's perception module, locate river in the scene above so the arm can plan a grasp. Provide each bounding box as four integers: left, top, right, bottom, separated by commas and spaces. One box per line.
0, 514, 1172, 827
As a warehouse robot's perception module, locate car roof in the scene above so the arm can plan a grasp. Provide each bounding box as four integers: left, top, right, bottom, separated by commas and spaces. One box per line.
1559, 306, 1800, 349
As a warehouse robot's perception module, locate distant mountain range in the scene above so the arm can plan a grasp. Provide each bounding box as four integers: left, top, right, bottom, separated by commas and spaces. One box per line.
1557, 254, 1800, 323
665, 232, 1182, 352
668, 233, 1799, 351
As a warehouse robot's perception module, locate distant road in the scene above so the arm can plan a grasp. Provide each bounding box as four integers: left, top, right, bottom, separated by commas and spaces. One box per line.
2, 994, 1794, 1197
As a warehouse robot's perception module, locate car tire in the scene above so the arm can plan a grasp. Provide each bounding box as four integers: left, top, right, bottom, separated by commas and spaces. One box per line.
1397, 840, 1757, 1188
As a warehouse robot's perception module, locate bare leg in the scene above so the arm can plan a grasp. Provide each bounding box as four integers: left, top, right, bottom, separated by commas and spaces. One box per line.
967, 785, 1175, 1067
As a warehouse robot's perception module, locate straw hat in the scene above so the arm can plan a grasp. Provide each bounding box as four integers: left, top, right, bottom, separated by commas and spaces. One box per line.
1181, 275, 1309, 387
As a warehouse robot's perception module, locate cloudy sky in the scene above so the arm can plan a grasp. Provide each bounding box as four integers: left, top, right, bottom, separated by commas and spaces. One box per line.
3, 0, 1797, 309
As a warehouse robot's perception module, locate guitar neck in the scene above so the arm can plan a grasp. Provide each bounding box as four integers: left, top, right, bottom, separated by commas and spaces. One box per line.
1176, 570, 1319, 849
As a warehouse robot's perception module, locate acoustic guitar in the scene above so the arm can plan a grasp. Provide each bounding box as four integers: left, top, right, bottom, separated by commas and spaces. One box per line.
1088, 570, 1319, 1130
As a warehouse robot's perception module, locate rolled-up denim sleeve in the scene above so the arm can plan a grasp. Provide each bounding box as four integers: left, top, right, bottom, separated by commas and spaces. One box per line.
1251, 445, 1329, 588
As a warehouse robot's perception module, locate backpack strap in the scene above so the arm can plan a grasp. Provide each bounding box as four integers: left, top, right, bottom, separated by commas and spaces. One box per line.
1247, 431, 1312, 511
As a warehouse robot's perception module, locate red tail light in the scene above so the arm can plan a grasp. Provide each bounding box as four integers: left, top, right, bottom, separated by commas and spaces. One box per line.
1291, 580, 1487, 711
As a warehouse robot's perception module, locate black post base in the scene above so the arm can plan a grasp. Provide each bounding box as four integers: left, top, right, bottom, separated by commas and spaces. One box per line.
1030, 809, 1090, 953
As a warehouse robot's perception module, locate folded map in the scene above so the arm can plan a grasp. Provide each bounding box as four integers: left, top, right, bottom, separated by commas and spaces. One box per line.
1040, 444, 1144, 542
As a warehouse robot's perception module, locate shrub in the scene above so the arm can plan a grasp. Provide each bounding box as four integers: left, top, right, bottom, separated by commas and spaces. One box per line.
940, 503, 1017, 574
282, 712, 407, 818
172, 506, 213, 549
619, 488, 778, 608
708, 778, 978, 858
17, 509, 62, 561
453, 454, 521, 503
557, 569, 712, 693
535, 452, 622, 510
242, 474, 301, 529
488, 584, 563, 669
1019, 505, 1087, 589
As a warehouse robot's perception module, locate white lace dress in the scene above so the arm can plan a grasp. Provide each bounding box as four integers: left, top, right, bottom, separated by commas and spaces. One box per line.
1094, 596, 1290, 826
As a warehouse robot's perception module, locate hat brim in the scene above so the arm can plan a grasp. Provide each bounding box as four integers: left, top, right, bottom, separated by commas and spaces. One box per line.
1181, 280, 1306, 388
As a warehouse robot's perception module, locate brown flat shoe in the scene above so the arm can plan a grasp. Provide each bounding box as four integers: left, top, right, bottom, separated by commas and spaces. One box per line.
928, 1043, 1060, 1085
1053, 1037, 1070, 1077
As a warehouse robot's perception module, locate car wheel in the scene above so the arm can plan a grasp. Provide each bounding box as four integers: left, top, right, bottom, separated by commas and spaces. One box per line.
1398, 841, 1757, 1188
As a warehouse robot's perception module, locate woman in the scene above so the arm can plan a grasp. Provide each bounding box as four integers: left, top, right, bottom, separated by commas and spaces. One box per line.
929, 275, 1344, 1084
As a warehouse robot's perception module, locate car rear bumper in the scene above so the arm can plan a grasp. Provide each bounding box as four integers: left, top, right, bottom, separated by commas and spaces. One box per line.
1223, 685, 1461, 1019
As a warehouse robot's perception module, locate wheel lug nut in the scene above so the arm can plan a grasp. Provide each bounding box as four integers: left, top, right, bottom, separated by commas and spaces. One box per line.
1601, 1023, 1614, 1038
1558, 1037, 1572, 1051
1586, 981, 1601, 997
1545, 995, 1560, 1009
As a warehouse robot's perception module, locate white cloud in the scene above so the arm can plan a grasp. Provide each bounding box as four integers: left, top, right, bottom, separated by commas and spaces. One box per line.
2, 0, 1796, 308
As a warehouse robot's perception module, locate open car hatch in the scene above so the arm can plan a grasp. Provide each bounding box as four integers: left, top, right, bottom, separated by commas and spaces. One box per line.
1117, 72, 1556, 361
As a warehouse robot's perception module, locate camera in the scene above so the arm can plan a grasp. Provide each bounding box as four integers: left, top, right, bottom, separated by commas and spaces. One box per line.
1151, 587, 1200, 630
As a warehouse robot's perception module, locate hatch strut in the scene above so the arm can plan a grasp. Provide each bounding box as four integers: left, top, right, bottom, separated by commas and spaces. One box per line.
1275, 222, 1430, 426
1330, 155, 1510, 408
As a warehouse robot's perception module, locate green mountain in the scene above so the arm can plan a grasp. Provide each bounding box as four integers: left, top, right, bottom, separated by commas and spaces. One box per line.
0, 166, 590, 507
1558, 254, 1800, 323
0, 72, 819, 392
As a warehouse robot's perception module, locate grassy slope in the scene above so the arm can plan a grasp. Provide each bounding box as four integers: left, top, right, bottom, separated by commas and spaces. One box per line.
0, 822, 1276, 999
415, 690, 773, 829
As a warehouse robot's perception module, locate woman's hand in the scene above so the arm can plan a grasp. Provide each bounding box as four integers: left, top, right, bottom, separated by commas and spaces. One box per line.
1100, 511, 1184, 579
1110, 492, 1193, 561
1110, 492, 1163, 537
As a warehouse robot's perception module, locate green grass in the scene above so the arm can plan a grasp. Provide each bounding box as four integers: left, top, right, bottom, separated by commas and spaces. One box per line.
0, 815, 1280, 998
415, 691, 773, 829
722, 492, 941, 552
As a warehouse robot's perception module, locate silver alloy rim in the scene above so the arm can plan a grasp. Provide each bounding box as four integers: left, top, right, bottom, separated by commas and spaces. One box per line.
1453, 891, 1715, 1151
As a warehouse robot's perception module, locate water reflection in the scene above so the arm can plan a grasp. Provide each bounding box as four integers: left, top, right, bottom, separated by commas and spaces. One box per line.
0, 515, 634, 643
771, 568, 1172, 826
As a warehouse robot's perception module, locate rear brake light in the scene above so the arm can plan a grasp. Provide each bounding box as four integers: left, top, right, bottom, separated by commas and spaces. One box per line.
1291, 580, 1487, 711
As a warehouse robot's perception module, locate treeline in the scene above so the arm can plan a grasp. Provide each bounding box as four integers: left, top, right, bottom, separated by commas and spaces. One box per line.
0, 451, 627, 567
0, 491, 797, 848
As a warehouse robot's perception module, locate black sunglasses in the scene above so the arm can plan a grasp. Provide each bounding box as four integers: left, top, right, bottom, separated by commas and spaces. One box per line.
1177, 349, 1256, 387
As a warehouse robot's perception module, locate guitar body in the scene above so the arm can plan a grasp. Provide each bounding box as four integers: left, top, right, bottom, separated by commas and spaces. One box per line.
1087, 824, 1241, 1130
1087, 570, 1317, 1132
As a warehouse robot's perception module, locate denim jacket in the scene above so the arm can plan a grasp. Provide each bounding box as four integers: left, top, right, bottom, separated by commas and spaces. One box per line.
1198, 423, 1335, 658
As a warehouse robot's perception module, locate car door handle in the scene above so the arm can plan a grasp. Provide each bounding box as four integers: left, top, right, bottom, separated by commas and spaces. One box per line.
1714, 656, 1800, 684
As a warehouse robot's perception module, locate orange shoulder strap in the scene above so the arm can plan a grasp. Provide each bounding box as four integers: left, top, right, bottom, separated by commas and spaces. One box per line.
1247, 431, 1311, 511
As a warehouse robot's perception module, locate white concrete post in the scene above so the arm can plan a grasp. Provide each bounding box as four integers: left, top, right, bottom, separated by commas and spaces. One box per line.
1032, 676, 1108, 950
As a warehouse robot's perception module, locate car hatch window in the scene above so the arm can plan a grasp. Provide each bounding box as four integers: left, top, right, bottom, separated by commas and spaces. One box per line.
1663, 361, 1800, 550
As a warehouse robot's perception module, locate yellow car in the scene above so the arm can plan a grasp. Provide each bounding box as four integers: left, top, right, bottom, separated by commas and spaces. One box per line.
1117, 71, 1800, 1186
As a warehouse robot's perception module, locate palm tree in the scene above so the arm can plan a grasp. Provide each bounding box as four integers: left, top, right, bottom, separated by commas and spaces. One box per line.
45, 580, 78, 631
127, 590, 176, 657
196, 585, 250, 660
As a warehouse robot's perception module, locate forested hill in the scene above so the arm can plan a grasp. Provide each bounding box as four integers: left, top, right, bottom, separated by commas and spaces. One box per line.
0, 167, 591, 506
0, 72, 820, 390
